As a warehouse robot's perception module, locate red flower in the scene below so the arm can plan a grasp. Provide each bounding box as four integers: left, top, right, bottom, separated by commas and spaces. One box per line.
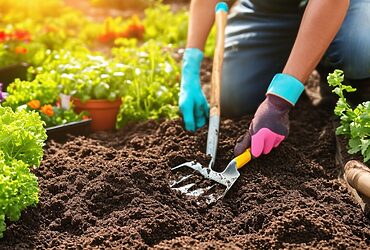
15, 46, 27, 54
13, 29, 31, 42
119, 16, 145, 40
121, 24, 145, 40
98, 31, 117, 43
0, 31, 7, 42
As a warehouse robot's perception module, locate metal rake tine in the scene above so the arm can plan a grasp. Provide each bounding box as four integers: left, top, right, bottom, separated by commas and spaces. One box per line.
205, 192, 224, 205
185, 184, 217, 197
171, 183, 196, 194
170, 174, 193, 187
171, 161, 195, 171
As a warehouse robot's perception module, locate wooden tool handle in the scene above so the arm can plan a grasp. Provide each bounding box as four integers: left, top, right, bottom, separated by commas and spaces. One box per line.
210, 5, 228, 117
205, 3, 228, 166
345, 160, 370, 199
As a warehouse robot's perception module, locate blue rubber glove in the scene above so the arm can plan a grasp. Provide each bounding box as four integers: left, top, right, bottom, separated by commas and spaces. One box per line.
179, 48, 210, 132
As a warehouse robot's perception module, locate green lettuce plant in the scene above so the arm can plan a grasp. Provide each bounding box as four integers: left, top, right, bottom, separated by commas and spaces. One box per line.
0, 107, 47, 166
0, 153, 39, 238
0, 106, 46, 237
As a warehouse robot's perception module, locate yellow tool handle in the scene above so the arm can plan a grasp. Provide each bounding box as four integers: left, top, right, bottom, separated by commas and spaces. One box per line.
235, 148, 252, 169
210, 4, 228, 117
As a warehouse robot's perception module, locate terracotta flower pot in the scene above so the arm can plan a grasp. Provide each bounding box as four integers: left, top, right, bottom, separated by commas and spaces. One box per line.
73, 98, 122, 131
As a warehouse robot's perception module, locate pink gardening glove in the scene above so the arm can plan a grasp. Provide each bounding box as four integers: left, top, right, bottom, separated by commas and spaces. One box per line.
234, 94, 291, 157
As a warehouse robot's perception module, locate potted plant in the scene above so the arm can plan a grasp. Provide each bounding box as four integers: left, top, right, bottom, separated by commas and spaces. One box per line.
33, 50, 127, 131
70, 59, 125, 131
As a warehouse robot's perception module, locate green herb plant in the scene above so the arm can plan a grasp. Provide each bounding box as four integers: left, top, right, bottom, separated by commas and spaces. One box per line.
113, 40, 180, 127
328, 69, 370, 162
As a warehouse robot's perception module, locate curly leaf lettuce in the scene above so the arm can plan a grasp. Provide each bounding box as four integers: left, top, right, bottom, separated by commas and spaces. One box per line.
0, 107, 47, 167
0, 151, 39, 238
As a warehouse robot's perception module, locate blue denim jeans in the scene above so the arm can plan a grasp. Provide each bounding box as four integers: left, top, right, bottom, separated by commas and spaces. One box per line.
221, 0, 370, 116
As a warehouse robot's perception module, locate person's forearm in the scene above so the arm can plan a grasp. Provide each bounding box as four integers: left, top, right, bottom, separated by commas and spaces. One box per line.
187, 0, 222, 50
283, 0, 350, 83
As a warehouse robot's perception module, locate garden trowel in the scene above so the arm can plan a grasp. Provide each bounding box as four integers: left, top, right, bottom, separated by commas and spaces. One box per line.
170, 2, 252, 203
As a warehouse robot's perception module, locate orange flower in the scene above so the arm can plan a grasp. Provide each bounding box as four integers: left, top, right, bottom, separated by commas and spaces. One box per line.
40, 105, 54, 117
27, 100, 41, 109
82, 115, 89, 120
15, 46, 27, 54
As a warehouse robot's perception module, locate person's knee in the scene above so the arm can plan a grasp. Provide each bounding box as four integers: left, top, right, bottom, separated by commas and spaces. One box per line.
221, 70, 266, 117
341, 37, 370, 79
221, 90, 263, 117
339, 11, 370, 79
221, 53, 267, 117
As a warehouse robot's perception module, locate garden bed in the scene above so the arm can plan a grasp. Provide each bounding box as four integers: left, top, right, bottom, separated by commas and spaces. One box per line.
1, 86, 370, 248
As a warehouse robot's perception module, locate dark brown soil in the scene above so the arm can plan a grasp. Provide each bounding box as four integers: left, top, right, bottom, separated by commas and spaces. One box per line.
1, 93, 370, 249
1, 56, 370, 248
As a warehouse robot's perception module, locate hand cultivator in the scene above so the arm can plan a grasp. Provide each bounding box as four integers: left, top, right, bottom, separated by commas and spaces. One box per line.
171, 2, 252, 203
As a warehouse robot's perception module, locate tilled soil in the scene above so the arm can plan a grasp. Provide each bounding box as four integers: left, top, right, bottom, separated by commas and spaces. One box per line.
1, 58, 370, 248
1, 93, 370, 249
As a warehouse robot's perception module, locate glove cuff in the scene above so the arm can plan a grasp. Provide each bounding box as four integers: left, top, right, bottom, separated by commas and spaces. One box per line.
182, 48, 203, 76
266, 73, 304, 106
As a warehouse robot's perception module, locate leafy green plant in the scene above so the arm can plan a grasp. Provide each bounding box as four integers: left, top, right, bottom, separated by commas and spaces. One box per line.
32, 50, 127, 102
0, 107, 47, 166
0, 106, 46, 238
0, 152, 39, 238
113, 40, 180, 127
21, 100, 88, 128
328, 69, 370, 162
143, 4, 188, 48
143, 3, 215, 56
3, 76, 59, 110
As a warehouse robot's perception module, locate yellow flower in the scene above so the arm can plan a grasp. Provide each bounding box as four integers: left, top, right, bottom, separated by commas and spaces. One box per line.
40, 105, 54, 117
27, 100, 40, 109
